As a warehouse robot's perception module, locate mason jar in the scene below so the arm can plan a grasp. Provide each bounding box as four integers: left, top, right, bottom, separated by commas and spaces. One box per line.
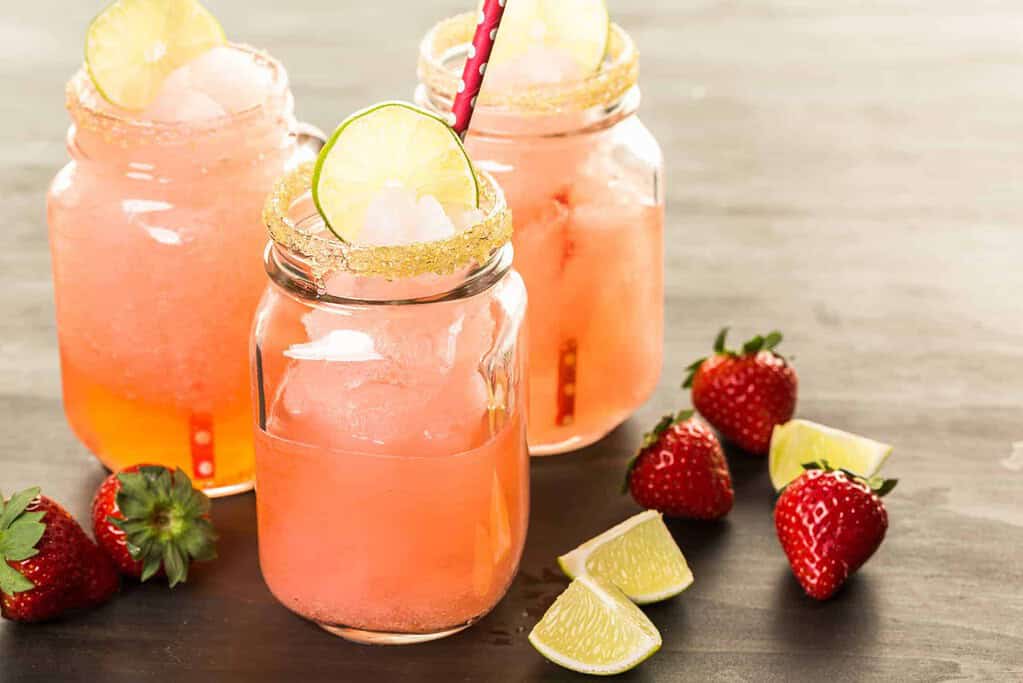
417, 14, 665, 455
46, 45, 318, 496
252, 163, 529, 644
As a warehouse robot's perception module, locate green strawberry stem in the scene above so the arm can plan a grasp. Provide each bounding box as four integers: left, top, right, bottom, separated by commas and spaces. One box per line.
111, 467, 217, 588
713, 327, 729, 353
683, 327, 785, 388
622, 410, 695, 494
799, 461, 898, 497
0, 488, 46, 595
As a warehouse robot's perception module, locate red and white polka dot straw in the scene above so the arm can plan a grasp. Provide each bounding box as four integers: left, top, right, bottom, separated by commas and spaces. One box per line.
451, 0, 508, 140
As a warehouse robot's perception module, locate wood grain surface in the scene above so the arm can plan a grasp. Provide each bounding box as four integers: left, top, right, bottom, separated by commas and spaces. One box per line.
1, 0, 1022, 680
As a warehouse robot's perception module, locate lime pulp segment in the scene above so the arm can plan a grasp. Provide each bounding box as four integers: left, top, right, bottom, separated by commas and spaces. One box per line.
529, 575, 662, 676
769, 419, 893, 492
558, 510, 693, 604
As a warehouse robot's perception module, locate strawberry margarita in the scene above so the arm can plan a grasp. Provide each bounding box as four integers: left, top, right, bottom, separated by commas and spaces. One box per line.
47, 38, 313, 495
418, 13, 665, 454
253, 153, 528, 642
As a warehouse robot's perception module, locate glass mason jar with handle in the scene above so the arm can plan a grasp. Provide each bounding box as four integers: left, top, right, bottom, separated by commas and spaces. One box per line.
417, 14, 665, 455
47, 45, 320, 496
253, 163, 529, 644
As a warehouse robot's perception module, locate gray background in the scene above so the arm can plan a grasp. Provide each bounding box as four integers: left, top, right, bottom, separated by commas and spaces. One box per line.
2, 0, 1022, 680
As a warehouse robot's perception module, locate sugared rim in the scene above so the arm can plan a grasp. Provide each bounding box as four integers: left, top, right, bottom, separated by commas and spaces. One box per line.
418, 12, 639, 114
263, 162, 512, 280
66, 43, 289, 142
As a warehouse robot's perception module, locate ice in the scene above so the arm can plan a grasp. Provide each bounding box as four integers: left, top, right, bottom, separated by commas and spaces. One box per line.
484, 45, 587, 90
269, 299, 498, 454
413, 195, 457, 242
269, 359, 491, 454
451, 207, 487, 232
359, 182, 477, 246
184, 46, 272, 114
361, 185, 414, 243
144, 88, 226, 122
284, 329, 383, 363
142, 64, 226, 122
83, 46, 269, 122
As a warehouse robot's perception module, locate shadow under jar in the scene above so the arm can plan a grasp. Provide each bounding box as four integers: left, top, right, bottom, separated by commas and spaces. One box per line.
46, 45, 318, 496
253, 164, 529, 644
417, 15, 665, 456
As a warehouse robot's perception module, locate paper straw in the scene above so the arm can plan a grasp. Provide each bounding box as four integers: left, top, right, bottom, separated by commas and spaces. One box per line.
451, 0, 507, 139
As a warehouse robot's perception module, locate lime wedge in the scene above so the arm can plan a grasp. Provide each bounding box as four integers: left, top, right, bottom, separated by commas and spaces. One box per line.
529, 575, 661, 676
769, 419, 893, 492
558, 510, 693, 605
488, 0, 610, 75
312, 102, 479, 243
85, 0, 226, 110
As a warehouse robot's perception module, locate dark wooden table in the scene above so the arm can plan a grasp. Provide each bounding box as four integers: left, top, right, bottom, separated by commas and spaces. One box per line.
3, 0, 1022, 680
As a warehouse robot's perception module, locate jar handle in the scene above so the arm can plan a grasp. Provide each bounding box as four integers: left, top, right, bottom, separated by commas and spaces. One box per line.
294, 121, 328, 164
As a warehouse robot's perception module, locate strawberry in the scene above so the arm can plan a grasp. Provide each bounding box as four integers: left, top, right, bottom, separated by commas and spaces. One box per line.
92, 465, 217, 587
624, 411, 734, 520
774, 464, 896, 600
683, 328, 798, 455
0, 488, 119, 622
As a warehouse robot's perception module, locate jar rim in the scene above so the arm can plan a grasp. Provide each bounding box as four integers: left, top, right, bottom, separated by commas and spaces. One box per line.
262, 162, 513, 280
418, 13, 639, 114
66, 43, 290, 143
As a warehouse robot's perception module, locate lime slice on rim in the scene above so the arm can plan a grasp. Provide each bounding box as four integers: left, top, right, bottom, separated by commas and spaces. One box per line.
529, 575, 661, 676
769, 419, 893, 492
558, 510, 693, 605
488, 0, 611, 75
85, 0, 226, 110
312, 102, 480, 243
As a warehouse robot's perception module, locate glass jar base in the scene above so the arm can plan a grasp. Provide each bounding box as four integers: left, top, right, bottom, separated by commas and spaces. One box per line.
90, 451, 255, 498
529, 425, 615, 456
200, 479, 255, 498
318, 622, 473, 645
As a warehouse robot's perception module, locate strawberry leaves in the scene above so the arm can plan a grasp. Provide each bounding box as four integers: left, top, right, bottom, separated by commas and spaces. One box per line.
799, 461, 898, 497
683, 327, 785, 388
0, 488, 41, 531
742, 331, 783, 355
713, 327, 729, 354
0, 488, 46, 594
868, 477, 899, 497
109, 466, 217, 588
682, 359, 703, 389
623, 411, 695, 493
641, 410, 693, 450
